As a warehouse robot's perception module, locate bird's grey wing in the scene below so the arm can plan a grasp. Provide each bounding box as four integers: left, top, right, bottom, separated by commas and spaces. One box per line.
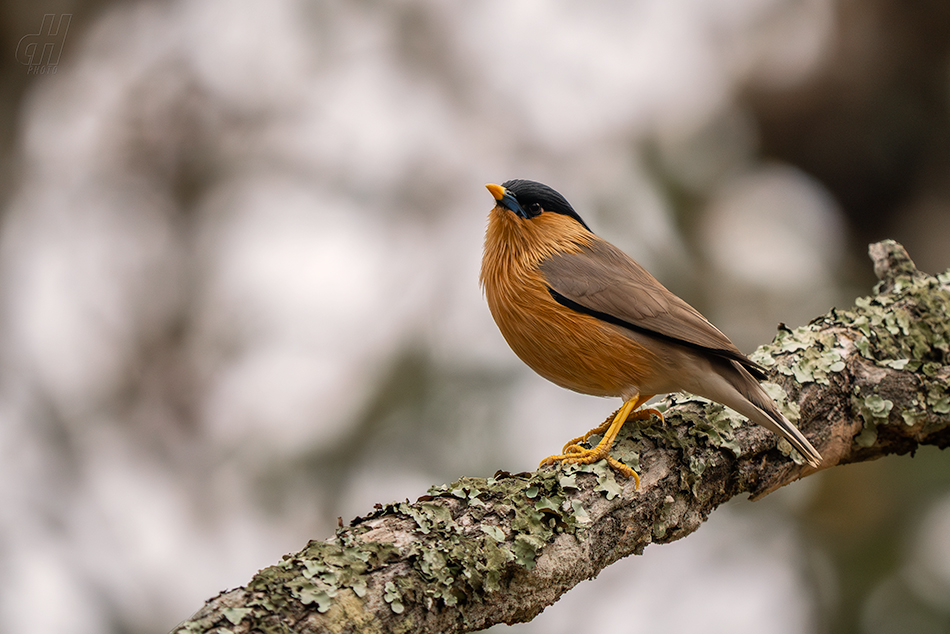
540, 240, 765, 376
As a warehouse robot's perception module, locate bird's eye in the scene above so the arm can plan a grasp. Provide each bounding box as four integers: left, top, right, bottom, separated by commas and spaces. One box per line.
525, 202, 542, 216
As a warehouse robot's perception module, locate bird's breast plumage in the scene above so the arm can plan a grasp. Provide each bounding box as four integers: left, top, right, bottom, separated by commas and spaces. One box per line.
480, 206, 660, 398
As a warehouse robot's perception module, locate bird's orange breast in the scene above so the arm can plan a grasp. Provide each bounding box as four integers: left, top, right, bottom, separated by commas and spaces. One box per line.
480, 207, 659, 398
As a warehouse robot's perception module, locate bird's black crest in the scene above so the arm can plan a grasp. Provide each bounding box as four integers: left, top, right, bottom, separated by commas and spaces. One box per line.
502, 179, 592, 232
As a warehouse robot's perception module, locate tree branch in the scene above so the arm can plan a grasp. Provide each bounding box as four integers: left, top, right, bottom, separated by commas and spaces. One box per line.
172, 240, 950, 634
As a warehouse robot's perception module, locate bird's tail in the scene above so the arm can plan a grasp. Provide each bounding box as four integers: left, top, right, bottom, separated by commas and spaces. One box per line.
730, 366, 822, 468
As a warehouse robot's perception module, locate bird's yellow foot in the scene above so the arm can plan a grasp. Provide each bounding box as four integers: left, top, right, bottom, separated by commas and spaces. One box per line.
560, 413, 614, 454
560, 407, 664, 453
541, 446, 640, 487
541, 399, 664, 487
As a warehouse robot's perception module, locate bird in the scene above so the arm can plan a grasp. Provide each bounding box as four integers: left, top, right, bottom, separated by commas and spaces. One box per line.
479, 179, 822, 485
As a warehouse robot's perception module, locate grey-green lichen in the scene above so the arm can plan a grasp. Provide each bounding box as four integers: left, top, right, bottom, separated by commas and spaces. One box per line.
743, 248, 950, 447
649, 492, 700, 541
240, 536, 395, 632
751, 322, 849, 388
843, 264, 950, 437
231, 462, 635, 630
651, 394, 792, 491
564, 403, 743, 499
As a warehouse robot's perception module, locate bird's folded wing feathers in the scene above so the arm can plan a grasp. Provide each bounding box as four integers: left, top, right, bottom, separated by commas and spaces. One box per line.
540, 240, 766, 375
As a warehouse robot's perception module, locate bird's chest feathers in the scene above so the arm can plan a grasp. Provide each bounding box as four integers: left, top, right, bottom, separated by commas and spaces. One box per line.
481, 210, 599, 365
480, 209, 589, 318
480, 208, 658, 396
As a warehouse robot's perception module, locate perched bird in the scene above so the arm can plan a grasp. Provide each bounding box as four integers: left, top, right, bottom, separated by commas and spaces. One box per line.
479, 179, 822, 484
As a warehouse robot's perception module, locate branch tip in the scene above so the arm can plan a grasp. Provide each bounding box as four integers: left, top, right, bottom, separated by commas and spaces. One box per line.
869, 240, 919, 282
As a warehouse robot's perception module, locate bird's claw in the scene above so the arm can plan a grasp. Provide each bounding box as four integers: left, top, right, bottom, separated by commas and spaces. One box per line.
539, 448, 640, 488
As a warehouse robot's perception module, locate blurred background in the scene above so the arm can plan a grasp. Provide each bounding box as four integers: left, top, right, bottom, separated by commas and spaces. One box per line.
0, 1, 949, 633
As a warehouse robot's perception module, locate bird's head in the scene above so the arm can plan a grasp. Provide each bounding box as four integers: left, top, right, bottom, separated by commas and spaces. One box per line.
485, 180, 592, 232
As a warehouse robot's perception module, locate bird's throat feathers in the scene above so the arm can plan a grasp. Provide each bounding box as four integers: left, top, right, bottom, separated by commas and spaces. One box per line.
480, 205, 593, 290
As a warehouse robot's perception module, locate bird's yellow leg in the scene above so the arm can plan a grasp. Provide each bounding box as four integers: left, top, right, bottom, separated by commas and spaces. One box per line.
540, 394, 662, 485
560, 409, 618, 454
561, 398, 662, 454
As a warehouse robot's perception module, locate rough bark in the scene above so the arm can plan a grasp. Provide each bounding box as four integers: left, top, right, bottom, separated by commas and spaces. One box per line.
172, 240, 950, 634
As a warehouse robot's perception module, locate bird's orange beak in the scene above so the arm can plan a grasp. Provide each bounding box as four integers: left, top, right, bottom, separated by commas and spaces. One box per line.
485, 183, 506, 202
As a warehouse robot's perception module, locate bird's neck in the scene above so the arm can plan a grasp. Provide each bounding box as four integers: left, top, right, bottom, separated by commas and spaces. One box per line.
479, 206, 592, 290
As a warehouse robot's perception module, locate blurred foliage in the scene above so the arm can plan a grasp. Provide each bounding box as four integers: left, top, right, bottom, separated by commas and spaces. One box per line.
294, 347, 517, 522
747, 0, 950, 276
806, 447, 950, 633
